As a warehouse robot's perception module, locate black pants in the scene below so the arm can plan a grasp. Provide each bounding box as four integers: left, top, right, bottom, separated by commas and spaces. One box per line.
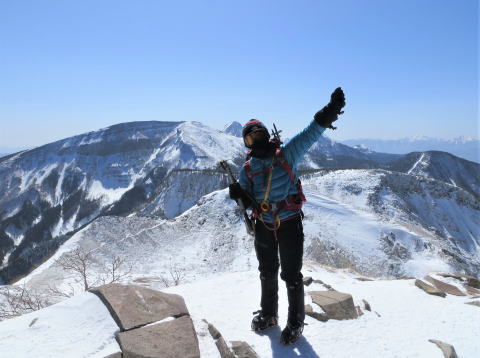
254, 214, 305, 324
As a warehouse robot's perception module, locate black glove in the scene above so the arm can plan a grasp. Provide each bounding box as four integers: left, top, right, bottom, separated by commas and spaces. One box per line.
229, 182, 244, 201
314, 87, 346, 130
229, 182, 253, 208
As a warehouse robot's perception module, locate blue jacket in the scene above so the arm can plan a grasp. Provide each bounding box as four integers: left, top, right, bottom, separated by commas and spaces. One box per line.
239, 120, 326, 223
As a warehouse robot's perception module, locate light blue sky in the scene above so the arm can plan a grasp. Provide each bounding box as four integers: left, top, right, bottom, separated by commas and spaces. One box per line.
0, 0, 478, 148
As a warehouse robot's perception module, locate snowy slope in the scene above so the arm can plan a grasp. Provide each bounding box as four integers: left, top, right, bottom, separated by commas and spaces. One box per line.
17, 169, 479, 300
0, 291, 120, 357
1, 264, 479, 358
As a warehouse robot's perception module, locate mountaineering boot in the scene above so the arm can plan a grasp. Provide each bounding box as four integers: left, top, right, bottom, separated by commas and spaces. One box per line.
280, 279, 305, 344
280, 321, 304, 345
251, 273, 279, 331
251, 310, 278, 331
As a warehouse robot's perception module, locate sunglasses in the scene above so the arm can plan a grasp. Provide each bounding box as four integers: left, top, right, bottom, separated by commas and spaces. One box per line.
244, 130, 267, 146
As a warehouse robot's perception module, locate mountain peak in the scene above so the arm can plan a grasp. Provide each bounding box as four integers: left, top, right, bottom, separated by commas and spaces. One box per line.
222, 121, 243, 137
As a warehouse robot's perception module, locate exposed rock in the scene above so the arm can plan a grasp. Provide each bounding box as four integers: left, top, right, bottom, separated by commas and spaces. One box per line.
362, 299, 371, 311
206, 321, 222, 340
303, 276, 313, 286
424, 276, 466, 296
305, 304, 329, 322
355, 306, 364, 316
103, 353, 122, 358
313, 279, 324, 285
437, 273, 480, 289
415, 279, 446, 298
465, 285, 480, 296
465, 300, 480, 307
309, 291, 358, 320
397, 276, 415, 280
355, 277, 374, 281
117, 315, 200, 358
230, 341, 259, 358
428, 339, 458, 358
215, 337, 235, 358
90, 283, 189, 331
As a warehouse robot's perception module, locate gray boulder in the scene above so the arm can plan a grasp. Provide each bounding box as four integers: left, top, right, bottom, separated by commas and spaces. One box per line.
414, 280, 446, 297
117, 316, 200, 358
465, 300, 480, 308
424, 276, 466, 296
428, 339, 458, 358
230, 341, 259, 358
90, 283, 189, 330
308, 291, 358, 320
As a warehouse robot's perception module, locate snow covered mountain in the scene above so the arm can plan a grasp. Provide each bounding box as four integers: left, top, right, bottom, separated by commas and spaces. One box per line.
18, 169, 479, 301
0, 121, 244, 283
1, 120, 478, 288
222, 121, 243, 137
341, 136, 480, 163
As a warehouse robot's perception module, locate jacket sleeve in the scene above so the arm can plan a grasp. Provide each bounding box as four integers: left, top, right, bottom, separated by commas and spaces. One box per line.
282, 120, 326, 166
238, 164, 252, 194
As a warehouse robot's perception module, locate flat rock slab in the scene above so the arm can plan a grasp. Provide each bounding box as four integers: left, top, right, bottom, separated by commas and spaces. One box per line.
437, 273, 480, 289
230, 341, 259, 358
424, 276, 466, 296
415, 280, 446, 298
118, 315, 200, 358
305, 304, 329, 322
309, 291, 358, 320
104, 353, 122, 358
428, 339, 458, 358
465, 285, 480, 296
466, 300, 480, 307
90, 283, 189, 331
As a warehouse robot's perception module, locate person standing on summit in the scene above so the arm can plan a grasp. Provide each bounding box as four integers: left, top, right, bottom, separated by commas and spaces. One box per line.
228, 87, 346, 344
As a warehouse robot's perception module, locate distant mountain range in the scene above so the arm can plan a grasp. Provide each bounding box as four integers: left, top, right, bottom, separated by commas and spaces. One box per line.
0, 120, 478, 284
341, 136, 479, 163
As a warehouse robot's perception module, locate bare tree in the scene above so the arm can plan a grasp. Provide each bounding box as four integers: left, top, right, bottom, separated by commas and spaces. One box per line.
0, 284, 51, 320
53, 247, 135, 294
54, 247, 94, 291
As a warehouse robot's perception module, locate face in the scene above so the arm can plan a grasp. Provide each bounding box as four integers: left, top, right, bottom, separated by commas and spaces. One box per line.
244, 130, 267, 147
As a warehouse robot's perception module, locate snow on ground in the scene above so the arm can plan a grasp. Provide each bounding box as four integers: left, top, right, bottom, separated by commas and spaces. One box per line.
1, 262, 479, 357
0, 291, 120, 358
163, 263, 480, 358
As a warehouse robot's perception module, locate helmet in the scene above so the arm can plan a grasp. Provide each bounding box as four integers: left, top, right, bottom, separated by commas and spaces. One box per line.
242, 119, 270, 148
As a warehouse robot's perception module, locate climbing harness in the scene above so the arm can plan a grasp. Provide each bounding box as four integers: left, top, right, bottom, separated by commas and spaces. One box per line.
244, 147, 306, 235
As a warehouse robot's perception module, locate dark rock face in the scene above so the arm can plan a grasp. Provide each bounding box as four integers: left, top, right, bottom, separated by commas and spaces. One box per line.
415, 279, 446, 297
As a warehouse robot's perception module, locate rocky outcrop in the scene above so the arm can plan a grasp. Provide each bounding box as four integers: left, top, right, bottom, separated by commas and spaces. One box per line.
204, 320, 235, 358
428, 339, 459, 358
437, 272, 480, 289
90, 283, 189, 331
465, 300, 480, 308
415, 279, 446, 297
89, 284, 200, 358
118, 316, 199, 358
230, 341, 260, 358
308, 291, 358, 320
424, 276, 466, 296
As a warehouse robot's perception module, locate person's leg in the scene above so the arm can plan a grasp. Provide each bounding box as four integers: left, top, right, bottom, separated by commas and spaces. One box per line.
278, 216, 305, 326
254, 220, 280, 318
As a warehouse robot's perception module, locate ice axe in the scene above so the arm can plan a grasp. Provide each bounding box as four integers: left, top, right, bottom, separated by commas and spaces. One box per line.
219, 160, 255, 236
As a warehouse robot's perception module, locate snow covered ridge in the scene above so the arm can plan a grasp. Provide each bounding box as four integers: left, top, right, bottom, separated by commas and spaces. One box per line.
341, 136, 480, 163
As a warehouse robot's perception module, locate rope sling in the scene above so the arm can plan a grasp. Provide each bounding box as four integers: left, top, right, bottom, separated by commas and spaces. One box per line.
258, 156, 281, 231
